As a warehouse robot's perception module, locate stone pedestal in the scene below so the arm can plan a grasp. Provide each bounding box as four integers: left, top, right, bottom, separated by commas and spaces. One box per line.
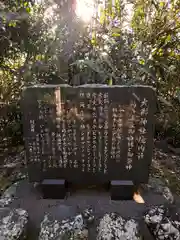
41, 179, 66, 199
110, 180, 135, 200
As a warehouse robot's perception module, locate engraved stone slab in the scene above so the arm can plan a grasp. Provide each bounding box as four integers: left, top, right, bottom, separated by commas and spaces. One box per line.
21, 84, 156, 184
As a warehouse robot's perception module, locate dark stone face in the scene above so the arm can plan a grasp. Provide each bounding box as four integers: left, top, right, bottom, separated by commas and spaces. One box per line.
21, 84, 156, 184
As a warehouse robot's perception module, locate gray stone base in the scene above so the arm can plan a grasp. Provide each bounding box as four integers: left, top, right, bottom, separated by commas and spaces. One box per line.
97, 213, 141, 240
0, 179, 175, 239
0, 208, 28, 240
144, 205, 180, 239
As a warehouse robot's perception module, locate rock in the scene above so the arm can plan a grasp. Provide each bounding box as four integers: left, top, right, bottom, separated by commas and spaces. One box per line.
168, 146, 180, 155
143, 177, 174, 204
163, 186, 174, 204
4, 150, 25, 166
144, 205, 180, 239
82, 208, 94, 224
0, 208, 28, 240
0, 162, 21, 169
155, 140, 170, 153
97, 213, 141, 240
153, 148, 180, 169
0, 182, 20, 207
39, 208, 94, 240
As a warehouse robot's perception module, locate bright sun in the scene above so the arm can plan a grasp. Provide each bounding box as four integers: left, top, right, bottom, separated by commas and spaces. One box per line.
75, 0, 95, 22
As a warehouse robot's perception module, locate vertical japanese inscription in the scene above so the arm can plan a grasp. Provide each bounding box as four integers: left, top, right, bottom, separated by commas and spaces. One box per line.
111, 107, 117, 160
28, 119, 35, 163
126, 101, 136, 170
116, 107, 123, 162
35, 134, 40, 162
30, 120, 35, 133
92, 92, 97, 173
86, 92, 91, 172
137, 98, 148, 160
27, 95, 37, 165
51, 131, 57, 168
62, 105, 67, 168
45, 127, 51, 168
38, 101, 48, 171
55, 88, 68, 168
111, 106, 123, 163
103, 92, 109, 174
72, 115, 78, 168
48, 101, 56, 168
79, 91, 86, 172
66, 101, 73, 168
97, 92, 103, 172
55, 88, 63, 168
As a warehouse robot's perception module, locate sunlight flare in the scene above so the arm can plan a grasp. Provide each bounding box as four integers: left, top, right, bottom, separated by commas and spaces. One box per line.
75, 0, 95, 22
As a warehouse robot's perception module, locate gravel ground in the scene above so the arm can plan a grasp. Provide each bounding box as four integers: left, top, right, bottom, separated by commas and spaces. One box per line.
0, 145, 180, 239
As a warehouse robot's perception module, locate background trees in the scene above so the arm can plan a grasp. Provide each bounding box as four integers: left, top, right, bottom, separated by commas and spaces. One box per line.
0, 0, 180, 149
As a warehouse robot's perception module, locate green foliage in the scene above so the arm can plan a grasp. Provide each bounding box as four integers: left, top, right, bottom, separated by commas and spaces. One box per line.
130, 0, 180, 141
0, 0, 180, 147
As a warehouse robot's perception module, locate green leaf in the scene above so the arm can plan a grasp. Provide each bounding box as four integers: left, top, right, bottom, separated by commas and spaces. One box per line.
112, 27, 121, 33
24, 2, 28, 7
139, 59, 145, 65
8, 21, 16, 27
26, 7, 31, 13
152, 48, 157, 56
36, 55, 42, 60
108, 79, 113, 85
99, 8, 106, 24
165, 34, 171, 43
111, 33, 121, 37
159, 2, 165, 7
131, 43, 137, 49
